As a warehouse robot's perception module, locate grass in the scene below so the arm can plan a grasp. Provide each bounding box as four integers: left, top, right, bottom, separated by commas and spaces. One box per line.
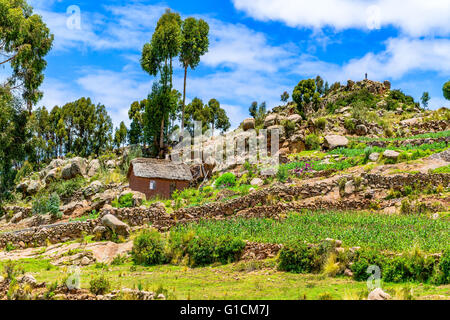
432, 165, 450, 174
2, 258, 449, 300
172, 211, 450, 253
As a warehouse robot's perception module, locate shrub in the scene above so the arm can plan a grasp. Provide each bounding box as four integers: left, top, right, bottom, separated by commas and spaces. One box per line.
32, 195, 49, 215
432, 249, 450, 285
89, 275, 111, 295
315, 118, 327, 131
215, 173, 236, 189
48, 177, 85, 199
214, 235, 246, 265
131, 230, 167, 266
351, 249, 386, 281
48, 193, 62, 219
112, 193, 134, 208
14, 161, 34, 185
276, 166, 289, 183
281, 119, 296, 138
187, 235, 216, 267
305, 134, 320, 150
344, 119, 356, 133
278, 242, 323, 274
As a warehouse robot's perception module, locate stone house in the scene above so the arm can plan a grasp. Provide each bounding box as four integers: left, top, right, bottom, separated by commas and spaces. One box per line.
127, 158, 193, 199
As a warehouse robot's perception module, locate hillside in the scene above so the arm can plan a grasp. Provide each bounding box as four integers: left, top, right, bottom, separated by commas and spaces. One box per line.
1, 79, 450, 300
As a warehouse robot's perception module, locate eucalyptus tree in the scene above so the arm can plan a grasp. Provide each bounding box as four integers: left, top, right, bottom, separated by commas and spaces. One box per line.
0, 0, 53, 112
179, 17, 210, 133
141, 9, 182, 155
207, 98, 230, 135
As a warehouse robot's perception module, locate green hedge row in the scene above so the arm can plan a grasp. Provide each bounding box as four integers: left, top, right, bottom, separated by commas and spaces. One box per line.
278, 242, 450, 285
131, 230, 246, 267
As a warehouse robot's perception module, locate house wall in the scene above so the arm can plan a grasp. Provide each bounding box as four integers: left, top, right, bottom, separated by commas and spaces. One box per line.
128, 171, 190, 199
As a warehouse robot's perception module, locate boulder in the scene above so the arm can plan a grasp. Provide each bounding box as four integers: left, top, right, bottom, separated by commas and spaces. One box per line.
383, 150, 400, 160
368, 288, 391, 301
369, 152, 380, 162
267, 125, 285, 137
118, 190, 147, 207
87, 159, 101, 177
105, 160, 116, 169
10, 211, 24, 224
242, 118, 255, 131
323, 135, 349, 150
17, 274, 38, 288
93, 226, 110, 241
16, 181, 28, 193
260, 167, 277, 178
27, 180, 42, 195
101, 214, 130, 237
355, 124, 368, 136
287, 114, 302, 124
47, 159, 64, 170
84, 181, 105, 198
250, 178, 264, 187
61, 200, 89, 216
62, 158, 87, 180
44, 168, 59, 184
264, 114, 278, 128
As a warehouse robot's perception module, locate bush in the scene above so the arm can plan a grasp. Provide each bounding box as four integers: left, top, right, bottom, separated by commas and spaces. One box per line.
112, 193, 133, 208
281, 119, 296, 138
344, 119, 356, 133
187, 235, 216, 267
305, 134, 320, 150
48, 177, 85, 199
278, 242, 323, 274
47, 193, 62, 219
276, 166, 289, 183
14, 161, 34, 185
315, 118, 327, 131
131, 230, 167, 266
214, 235, 246, 265
432, 249, 450, 285
215, 173, 236, 189
351, 249, 386, 281
89, 275, 111, 295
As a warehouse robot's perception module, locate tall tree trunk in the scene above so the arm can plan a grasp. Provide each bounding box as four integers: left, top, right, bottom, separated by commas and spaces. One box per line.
181, 65, 187, 134
212, 121, 215, 137
159, 116, 165, 158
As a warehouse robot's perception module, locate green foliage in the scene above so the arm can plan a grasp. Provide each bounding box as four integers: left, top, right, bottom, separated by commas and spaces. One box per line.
47, 177, 86, 199
32, 193, 61, 218
305, 134, 320, 150
0, 0, 54, 109
249, 101, 267, 128
281, 119, 296, 138
113, 121, 128, 149
281, 91, 290, 102
432, 165, 450, 174
344, 119, 356, 133
131, 230, 167, 266
276, 166, 289, 183
112, 193, 134, 209
278, 242, 323, 274
89, 275, 111, 295
351, 249, 386, 281
173, 211, 450, 253
421, 92, 430, 109
432, 249, 450, 285
14, 161, 33, 185
315, 118, 327, 131
215, 173, 236, 189
292, 79, 321, 117
444, 81, 450, 100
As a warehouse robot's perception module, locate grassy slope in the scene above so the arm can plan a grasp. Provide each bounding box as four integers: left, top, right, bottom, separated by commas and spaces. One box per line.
1, 259, 449, 300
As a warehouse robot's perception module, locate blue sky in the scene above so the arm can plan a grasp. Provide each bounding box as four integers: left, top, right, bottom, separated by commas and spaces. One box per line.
19, 0, 450, 129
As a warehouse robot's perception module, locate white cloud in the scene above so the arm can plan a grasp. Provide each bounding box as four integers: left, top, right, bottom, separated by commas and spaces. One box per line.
290, 38, 450, 82
232, 0, 450, 37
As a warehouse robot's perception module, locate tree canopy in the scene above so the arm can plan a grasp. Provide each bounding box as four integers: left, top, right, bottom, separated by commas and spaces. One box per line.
444, 81, 450, 101
292, 79, 321, 118
0, 0, 54, 111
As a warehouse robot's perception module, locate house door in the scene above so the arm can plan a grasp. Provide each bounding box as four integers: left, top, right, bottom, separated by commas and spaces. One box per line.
170, 182, 177, 197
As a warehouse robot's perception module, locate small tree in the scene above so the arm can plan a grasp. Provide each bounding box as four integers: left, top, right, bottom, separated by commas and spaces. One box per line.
179, 17, 210, 133
114, 122, 127, 149
208, 99, 230, 135
249, 101, 266, 127
443, 81, 450, 101
292, 79, 320, 119
421, 92, 430, 109
281, 91, 290, 103
315, 75, 325, 96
